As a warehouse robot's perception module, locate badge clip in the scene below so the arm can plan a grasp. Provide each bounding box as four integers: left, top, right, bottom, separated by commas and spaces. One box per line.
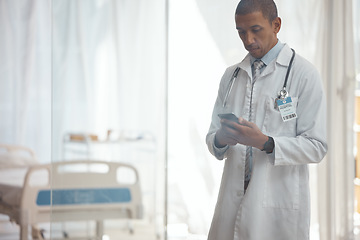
274, 88, 288, 109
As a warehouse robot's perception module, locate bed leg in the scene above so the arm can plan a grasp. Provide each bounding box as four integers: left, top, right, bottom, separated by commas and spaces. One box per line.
96, 221, 104, 239
127, 221, 134, 234
20, 225, 29, 240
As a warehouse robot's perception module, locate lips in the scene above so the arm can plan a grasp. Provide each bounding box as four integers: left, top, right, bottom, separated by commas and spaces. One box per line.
246, 46, 259, 52
246, 46, 262, 57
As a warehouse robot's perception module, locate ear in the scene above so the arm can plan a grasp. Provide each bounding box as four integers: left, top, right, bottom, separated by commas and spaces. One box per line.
273, 17, 281, 34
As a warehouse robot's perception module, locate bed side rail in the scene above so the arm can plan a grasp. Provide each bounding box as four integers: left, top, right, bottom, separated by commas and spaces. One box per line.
20, 160, 142, 225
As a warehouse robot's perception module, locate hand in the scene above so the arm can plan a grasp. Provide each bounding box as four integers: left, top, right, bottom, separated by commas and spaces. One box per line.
215, 117, 268, 149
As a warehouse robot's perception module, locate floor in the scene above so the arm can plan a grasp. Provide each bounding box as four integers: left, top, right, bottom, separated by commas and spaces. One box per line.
0, 216, 161, 240
2, 214, 360, 240
0, 214, 209, 240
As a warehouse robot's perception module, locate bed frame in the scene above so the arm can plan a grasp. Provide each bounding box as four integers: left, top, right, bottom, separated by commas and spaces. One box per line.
0, 160, 143, 240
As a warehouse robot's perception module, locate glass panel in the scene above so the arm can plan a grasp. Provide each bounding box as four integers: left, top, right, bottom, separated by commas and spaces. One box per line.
51, 0, 167, 239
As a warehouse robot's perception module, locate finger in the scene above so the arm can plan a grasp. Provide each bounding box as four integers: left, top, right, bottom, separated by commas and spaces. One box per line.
239, 118, 260, 131
221, 118, 240, 130
219, 124, 242, 141
238, 117, 252, 127
216, 129, 239, 146
224, 134, 240, 145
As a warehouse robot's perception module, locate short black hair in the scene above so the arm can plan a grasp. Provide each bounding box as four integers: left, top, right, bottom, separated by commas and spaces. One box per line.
235, 0, 278, 23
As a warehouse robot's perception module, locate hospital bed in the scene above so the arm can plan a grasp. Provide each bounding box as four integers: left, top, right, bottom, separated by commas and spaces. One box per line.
0, 144, 143, 240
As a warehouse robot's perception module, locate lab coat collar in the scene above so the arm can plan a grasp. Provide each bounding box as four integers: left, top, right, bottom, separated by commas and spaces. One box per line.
276, 44, 294, 67
262, 44, 294, 77
238, 55, 252, 79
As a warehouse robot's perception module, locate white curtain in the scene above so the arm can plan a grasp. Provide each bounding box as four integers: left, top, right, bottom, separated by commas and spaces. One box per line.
51, 0, 167, 238
0, 0, 51, 163
52, 0, 167, 160
316, 0, 356, 239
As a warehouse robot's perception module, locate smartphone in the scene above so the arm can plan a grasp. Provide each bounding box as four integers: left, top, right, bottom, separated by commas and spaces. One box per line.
218, 113, 240, 124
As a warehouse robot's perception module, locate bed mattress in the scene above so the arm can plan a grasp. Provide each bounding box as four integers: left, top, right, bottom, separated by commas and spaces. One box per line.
0, 167, 46, 207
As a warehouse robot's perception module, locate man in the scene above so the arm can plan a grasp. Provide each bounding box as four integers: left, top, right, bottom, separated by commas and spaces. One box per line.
206, 0, 327, 239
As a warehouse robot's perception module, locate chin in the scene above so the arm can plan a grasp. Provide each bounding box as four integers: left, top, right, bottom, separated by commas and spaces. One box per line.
251, 53, 263, 59
249, 49, 263, 59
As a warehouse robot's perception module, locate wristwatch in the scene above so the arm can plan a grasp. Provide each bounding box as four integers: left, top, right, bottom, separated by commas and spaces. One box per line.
262, 136, 274, 154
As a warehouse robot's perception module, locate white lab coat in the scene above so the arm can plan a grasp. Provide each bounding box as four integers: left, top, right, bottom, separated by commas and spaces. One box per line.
206, 44, 327, 240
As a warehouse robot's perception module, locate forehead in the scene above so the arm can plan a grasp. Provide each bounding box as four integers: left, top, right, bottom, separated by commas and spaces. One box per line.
235, 11, 270, 29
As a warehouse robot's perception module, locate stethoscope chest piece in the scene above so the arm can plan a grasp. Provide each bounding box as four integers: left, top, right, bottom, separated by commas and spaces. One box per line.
275, 88, 288, 108
278, 88, 288, 100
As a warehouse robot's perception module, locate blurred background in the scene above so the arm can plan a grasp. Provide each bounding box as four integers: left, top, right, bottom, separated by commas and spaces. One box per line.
0, 0, 359, 240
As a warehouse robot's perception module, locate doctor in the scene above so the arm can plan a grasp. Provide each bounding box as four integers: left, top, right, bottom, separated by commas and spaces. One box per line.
206, 0, 327, 240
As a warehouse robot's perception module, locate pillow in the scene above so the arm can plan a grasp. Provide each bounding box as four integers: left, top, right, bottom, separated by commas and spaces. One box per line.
0, 152, 38, 168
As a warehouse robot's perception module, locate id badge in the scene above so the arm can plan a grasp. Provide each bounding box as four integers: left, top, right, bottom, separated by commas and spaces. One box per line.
276, 97, 297, 122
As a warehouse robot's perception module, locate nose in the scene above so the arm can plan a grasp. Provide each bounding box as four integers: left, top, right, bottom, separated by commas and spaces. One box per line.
242, 32, 255, 46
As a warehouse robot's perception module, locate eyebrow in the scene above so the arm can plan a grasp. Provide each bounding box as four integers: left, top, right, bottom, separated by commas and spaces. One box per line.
236, 24, 262, 30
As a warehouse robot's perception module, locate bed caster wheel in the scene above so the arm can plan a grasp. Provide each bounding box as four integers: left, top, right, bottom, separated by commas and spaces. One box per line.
63, 231, 69, 238
32, 226, 45, 240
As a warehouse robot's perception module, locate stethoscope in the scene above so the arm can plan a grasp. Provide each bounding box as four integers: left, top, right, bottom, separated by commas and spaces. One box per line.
223, 49, 296, 108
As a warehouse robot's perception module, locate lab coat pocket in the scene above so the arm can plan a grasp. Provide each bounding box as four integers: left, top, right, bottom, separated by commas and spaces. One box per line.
263, 162, 299, 210
262, 97, 298, 137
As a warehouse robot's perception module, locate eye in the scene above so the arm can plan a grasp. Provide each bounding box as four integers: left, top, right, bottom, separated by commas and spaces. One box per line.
252, 27, 262, 33
238, 30, 246, 36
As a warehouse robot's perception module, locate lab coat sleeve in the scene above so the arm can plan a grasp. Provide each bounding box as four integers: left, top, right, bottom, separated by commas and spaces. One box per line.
269, 65, 328, 166
206, 67, 233, 160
